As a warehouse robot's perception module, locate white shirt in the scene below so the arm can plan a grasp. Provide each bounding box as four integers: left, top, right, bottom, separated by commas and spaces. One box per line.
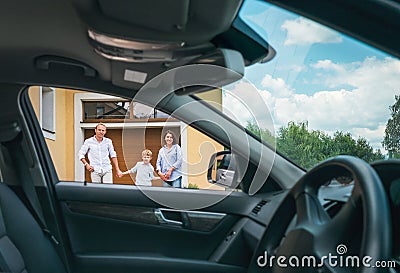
129, 162, 154, 186
78, 136, 117, 173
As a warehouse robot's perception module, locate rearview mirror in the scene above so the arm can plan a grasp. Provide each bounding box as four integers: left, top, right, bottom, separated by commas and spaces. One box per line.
207, 151, 239, 189
174, 49, 244, 96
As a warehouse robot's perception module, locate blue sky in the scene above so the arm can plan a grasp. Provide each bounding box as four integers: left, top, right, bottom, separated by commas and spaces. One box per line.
241, 0, 390, 94
223, 0, 400, 152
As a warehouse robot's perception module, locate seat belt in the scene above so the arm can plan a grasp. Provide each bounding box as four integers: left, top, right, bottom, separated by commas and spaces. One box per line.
3, 133, 59, 245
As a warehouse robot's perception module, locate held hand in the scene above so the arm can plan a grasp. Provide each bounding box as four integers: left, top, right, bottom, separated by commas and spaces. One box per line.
116, 170, 123, 178
158, 172, 167, 181
165, 168, 174, 179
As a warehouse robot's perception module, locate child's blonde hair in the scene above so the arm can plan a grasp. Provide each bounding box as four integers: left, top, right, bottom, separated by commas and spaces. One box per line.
142, 149, 152, 157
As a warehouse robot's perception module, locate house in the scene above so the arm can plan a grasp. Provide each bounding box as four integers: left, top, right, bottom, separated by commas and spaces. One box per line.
28, 86, 224, 189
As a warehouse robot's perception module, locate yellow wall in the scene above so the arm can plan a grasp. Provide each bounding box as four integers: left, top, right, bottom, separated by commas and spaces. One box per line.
196, 89, 223, 110
186, 126, 224, 190
28, 86, 41, 117
28, 87, 77, 181
185, 89, 224, 190
46, 89, 76, 181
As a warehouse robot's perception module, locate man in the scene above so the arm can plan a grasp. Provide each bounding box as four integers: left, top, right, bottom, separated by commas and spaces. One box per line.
78, 123, 122, 183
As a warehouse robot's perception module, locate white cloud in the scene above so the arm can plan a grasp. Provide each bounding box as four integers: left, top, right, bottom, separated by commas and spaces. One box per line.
272, 88, 382, 135
352, 124, 387, 152
274, 57, 399, 149
261, 74, 293, 97
282, 17, 343, 46
331, 57, 400, 90
222, 81, 275, 132
312, 60, 345, 73
224, 57, 400, 151
288, 64, 306, 73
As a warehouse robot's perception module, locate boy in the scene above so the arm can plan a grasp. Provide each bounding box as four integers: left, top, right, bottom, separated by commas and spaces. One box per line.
121, 149, 154, 186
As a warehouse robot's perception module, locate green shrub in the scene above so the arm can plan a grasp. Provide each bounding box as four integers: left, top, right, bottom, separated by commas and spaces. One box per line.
187, 183, 199, 189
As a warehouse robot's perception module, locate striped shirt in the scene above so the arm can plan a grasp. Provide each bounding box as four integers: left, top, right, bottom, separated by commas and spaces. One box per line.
156, 144, 182, 181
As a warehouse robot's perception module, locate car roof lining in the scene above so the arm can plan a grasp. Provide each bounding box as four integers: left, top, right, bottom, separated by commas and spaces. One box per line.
70, 0, 243, 45
1, 0, 397, 93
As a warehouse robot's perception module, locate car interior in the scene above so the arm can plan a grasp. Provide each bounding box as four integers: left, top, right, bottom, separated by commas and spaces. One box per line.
0, 0, 399, 273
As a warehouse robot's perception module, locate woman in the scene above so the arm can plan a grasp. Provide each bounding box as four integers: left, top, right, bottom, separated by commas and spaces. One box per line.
156, 130, 183, 188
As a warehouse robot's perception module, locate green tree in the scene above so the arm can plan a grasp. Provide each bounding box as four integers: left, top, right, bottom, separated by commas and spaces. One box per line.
330, 132, 384, 162
246, 121, 276, 145
277, 121, 328, 169
355, 137, 384, 162
276, 121, 383, 169
382, 95, 400, 158
247, 121, 383, 169
331, 131, 357, 155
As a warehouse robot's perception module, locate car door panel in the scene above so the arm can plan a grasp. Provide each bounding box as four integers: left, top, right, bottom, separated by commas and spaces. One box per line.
55, 182, 258, 273
73, 254, 247, 273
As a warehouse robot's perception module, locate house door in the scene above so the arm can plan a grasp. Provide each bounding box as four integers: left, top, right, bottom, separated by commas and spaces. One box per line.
84, 127, 180, 185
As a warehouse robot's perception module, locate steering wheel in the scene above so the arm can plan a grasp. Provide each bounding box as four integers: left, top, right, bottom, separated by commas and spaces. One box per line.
248, 155, 392, 273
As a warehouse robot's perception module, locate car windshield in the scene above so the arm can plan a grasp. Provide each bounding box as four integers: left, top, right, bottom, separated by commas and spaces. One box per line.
200, 0, 400, 169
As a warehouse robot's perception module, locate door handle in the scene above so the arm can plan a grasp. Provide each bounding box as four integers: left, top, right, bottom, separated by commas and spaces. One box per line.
154, 208, 183, 227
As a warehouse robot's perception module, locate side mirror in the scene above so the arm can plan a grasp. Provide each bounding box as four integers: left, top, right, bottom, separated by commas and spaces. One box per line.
207, 151, 238, 189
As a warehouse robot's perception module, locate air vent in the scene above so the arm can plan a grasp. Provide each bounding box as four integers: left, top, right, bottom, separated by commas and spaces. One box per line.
252, 200, 268, 215
323, 199, 345, 218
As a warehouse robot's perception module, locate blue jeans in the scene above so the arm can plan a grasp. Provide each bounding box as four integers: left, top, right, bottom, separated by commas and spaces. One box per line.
162, 177, 182, 188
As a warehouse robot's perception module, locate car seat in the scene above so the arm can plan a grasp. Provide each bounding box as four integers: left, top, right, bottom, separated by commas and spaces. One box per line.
0, 182, 67, 273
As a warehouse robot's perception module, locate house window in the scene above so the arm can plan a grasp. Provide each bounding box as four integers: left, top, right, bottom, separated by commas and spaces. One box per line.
40, 87, 56, 140
133, 103, 153, 119
83, 101, 130, 120
82, 100, 172, 121
133, 103, 171, 119
96, 106, 105, 117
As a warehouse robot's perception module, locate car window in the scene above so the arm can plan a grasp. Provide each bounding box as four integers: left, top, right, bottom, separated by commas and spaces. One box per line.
200, 0, 400, 169
27, 86, 227, 190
